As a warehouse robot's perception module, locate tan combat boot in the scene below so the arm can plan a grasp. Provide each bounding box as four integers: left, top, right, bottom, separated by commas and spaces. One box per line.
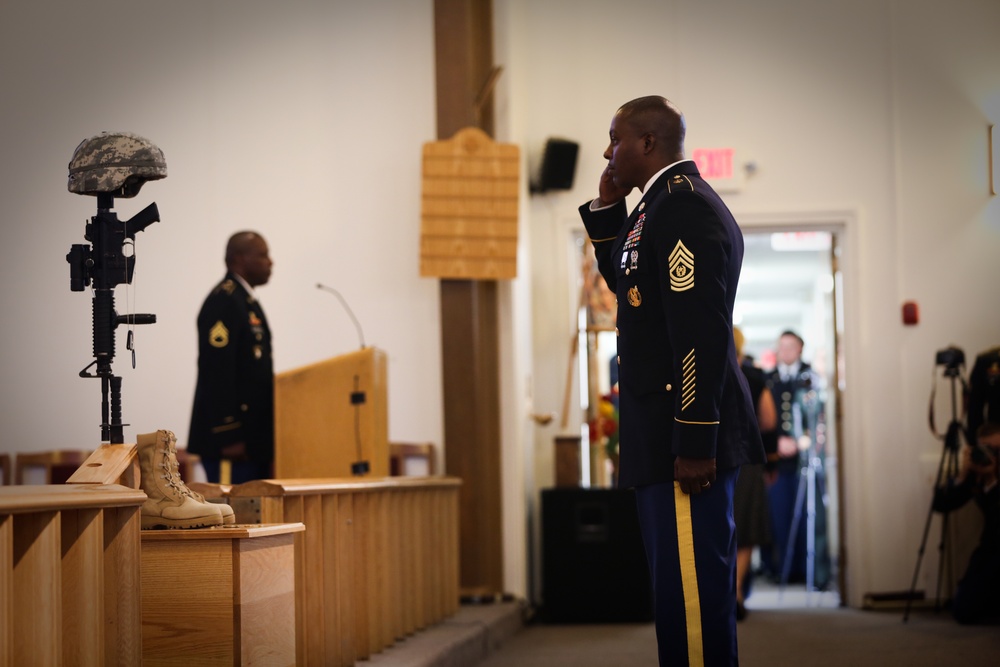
166, 448, 236, 525
137, 430, 224, 529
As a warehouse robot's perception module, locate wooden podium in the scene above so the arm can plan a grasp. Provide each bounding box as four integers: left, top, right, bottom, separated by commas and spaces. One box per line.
274, 347, 389, 478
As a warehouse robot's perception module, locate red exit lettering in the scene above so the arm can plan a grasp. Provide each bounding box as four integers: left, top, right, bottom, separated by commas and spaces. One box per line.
692, 148, 734, 180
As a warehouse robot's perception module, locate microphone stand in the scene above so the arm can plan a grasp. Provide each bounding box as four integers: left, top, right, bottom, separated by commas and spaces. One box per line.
316, 283, 370, 475
316, 283, 365, 349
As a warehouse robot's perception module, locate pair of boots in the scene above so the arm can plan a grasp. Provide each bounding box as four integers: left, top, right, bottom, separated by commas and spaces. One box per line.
137, 429, 236, 529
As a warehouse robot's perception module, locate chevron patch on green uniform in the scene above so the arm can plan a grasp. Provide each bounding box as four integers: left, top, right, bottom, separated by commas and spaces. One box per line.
209, 320, 229, 348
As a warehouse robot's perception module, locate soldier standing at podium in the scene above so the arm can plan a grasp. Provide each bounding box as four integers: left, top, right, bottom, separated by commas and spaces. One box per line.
188, 231, 275, 484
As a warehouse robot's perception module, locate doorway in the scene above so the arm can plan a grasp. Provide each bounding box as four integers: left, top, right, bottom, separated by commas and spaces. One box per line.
736, 229, 844, 609
569, 224, 847, 608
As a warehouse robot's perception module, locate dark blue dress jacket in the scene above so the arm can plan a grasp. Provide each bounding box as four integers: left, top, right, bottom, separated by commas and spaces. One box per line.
580, 160, 764, 488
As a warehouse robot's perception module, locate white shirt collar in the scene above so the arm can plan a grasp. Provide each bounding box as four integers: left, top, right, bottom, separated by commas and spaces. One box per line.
641, 159, 693, 194
232, 273, 256, 300
778, 361, 801, 379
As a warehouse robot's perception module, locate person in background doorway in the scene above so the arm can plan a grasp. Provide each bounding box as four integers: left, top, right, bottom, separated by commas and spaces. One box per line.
764, 330, 831, 589
732, 326, 777, 620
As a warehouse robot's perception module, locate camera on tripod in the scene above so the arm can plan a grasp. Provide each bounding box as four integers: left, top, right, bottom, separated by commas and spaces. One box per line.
935, 346, 965, 375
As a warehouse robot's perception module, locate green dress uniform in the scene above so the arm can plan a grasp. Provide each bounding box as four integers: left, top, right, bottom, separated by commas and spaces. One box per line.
187, 273, 274, 475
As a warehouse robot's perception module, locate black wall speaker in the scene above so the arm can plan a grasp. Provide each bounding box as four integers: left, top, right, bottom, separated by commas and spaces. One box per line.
534, 138, 579, 193
541, 488, 653, 623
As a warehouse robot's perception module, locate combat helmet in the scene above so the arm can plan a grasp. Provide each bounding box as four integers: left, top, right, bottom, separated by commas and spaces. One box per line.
68, 131, 167, 198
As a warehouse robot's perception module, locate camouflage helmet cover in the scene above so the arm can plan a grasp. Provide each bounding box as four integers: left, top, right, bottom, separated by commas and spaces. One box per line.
67, 131, 167, 197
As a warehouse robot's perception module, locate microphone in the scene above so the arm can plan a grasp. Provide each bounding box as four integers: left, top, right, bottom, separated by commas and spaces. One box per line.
316, 283, 366, 349
316, 282, 371, 476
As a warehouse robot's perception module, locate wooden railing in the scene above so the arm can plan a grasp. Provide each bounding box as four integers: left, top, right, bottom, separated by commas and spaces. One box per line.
3, 445, 462, 667
0, 484, 146, 667
226, 476, 461, 667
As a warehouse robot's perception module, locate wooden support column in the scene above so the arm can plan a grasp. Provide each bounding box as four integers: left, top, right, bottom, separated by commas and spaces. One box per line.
433, 0, 505, 596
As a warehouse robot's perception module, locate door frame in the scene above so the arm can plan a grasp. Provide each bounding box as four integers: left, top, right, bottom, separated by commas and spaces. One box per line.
737, 208, 859, 605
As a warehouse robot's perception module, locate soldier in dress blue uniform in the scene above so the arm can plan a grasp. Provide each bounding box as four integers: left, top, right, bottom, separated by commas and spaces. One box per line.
763, 331, 831, 589
579, 96, 764, 667
188, 231, 274, 484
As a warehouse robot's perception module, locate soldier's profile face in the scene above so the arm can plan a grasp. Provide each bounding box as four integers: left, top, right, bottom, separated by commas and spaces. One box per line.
241, 237, 273, 287
604, 113, 644, 190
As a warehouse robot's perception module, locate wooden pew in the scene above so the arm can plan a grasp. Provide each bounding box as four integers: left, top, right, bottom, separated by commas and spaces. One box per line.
14, 449, 92, 485
0, 483, 146, 666
227, 476, 461, 667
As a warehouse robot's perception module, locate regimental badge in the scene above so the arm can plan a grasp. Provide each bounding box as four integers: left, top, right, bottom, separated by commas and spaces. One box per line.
630, 250, 638, 271
669, 240, 695, 292
627, 285, 642, 307
209, 320, 230, 348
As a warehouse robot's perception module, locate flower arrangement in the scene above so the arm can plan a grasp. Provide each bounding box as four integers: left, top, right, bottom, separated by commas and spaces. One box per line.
588, 391, 620, 460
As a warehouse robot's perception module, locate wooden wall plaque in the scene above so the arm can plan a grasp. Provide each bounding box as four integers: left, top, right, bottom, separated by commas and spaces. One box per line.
420, 127, 520, 280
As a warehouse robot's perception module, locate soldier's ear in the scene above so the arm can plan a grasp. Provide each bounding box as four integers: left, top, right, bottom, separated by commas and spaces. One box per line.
643, 133, 655, 154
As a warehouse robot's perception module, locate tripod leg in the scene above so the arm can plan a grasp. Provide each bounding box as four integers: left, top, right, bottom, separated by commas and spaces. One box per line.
903, 442, 955, 622
780, 463, 808, 590
933, 511, 950, 612
904, 493, 943, 621
805, 457, 816, 602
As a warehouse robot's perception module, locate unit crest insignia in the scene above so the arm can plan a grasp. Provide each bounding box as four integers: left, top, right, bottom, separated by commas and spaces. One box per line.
627, 285, 642, 307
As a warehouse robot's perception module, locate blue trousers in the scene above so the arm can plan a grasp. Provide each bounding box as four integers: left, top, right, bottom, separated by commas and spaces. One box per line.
635, 467, 740, 667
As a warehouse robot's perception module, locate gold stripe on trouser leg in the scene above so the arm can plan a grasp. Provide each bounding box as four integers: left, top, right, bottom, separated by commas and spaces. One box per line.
674, 481, 704, 667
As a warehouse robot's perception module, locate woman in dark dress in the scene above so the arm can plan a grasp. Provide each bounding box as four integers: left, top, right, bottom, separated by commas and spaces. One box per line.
733, 327, 778, 620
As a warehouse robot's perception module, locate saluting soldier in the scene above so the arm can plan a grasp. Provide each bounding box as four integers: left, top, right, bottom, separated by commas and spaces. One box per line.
579, 96, 764, 667
188, 231, 274, 484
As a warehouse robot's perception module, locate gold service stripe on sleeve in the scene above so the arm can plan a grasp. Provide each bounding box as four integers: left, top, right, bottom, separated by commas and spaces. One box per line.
673, 481, 705, 667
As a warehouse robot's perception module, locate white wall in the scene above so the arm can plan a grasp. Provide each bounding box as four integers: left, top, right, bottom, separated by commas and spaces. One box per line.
2, 0, 998, 608
498, 0, 1000, 606
0, 1, 442, 460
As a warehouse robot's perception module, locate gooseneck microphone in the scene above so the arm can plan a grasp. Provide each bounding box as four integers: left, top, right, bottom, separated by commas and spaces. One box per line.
316, 283, 366, 349
316, 282, 371, 476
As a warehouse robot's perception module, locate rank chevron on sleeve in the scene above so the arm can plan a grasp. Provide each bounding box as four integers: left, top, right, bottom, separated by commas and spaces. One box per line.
669, 240, 695, 291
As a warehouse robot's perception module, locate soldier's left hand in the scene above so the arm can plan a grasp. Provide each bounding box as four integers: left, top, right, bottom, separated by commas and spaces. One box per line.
675, 456, 717, 495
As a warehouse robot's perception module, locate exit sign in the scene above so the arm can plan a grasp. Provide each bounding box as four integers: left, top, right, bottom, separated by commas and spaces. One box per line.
692, 147, 742, 192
